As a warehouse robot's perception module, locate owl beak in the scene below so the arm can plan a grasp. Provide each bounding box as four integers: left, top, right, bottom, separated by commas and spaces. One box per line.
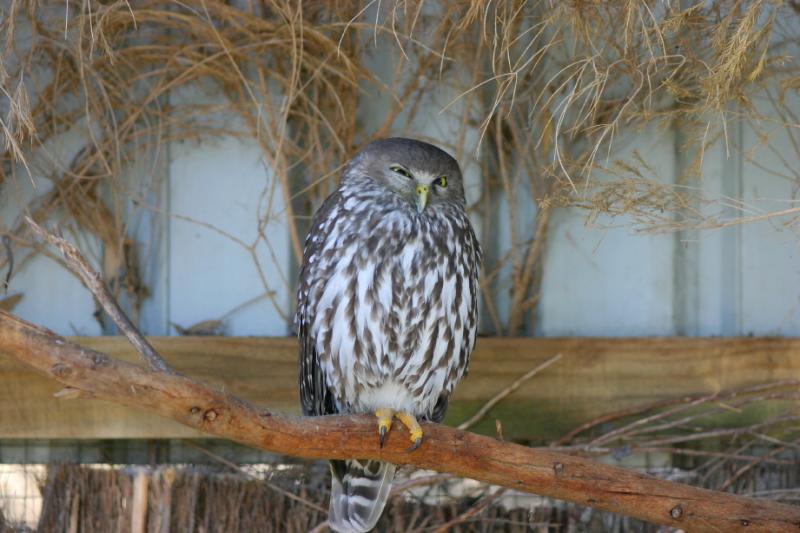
415, 184, 429, 213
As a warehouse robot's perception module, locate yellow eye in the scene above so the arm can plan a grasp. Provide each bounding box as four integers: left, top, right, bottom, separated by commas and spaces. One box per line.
390, 165, 412, 178
436, 176, 447, 188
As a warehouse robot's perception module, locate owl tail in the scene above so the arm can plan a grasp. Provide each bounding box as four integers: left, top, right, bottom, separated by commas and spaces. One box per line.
327, 459, 396, 533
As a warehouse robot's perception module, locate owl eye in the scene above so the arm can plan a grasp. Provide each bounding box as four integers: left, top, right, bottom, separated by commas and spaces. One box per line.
390, 165, 412, 179
435, 176, 447, 188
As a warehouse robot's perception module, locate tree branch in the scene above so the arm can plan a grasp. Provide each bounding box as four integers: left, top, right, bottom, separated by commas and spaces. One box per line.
0, 310, 798, 533
24, 216, 172, 373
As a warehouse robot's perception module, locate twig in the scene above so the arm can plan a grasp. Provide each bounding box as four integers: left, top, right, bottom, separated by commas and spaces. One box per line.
634, 414, 800, 448
2, 235, 12, 292
557, 380, 800, 446
718, 439, 795, 492
24, 216, 173, 374
635, 447, 795, 467
699, 441, 758, 487
68, 492, 79, 533
429, 487, 507, 533
307, 520, 329, 533
587, 393, 722, 448
156, 468, 175, 533
555, 396, 694, 446
183, 441, 328, 514
458, 353, 561, 430
131, 469, 149, 533
307, 473, 459, 532
390, 473, 454, 495
586, 381, 800, 448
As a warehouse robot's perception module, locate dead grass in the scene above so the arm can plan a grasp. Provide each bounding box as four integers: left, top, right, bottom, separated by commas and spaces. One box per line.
0, 0, 798, 334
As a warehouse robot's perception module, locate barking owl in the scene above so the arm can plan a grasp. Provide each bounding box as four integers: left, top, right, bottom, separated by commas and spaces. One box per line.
296, 138, 482, 532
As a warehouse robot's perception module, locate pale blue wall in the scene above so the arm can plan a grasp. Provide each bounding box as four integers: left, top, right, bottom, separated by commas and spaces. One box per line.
3, 72, 799, 338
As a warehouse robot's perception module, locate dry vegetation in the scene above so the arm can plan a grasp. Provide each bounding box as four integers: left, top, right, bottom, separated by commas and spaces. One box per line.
0, 0, 797, 335
1, 3, 799, 530
30, 442, 798, 533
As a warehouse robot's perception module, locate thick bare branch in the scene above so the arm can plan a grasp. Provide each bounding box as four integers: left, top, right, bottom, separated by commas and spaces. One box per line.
24, 216, 173, 373
0, 310, 798, 533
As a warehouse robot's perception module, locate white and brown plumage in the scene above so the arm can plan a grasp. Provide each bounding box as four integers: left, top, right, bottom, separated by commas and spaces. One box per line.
295, 138, 482, 533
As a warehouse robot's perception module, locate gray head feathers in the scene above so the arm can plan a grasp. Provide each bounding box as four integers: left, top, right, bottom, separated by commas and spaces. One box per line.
343, 137, 466, 207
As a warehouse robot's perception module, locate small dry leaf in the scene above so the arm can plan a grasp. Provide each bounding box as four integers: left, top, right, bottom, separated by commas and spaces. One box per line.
172, 319, 226, 336
0, 293, 23, 312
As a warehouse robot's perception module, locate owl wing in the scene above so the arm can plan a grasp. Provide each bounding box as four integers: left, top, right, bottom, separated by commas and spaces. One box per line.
297, 189, 398, 533
428, 394, 449, 423
296, 190, 342, 417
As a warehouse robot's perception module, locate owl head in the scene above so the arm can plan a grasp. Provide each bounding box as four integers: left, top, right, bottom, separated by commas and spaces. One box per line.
345, 137, 466, 212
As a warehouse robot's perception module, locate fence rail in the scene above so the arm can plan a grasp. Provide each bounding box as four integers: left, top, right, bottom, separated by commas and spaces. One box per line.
1, 336, 796, 440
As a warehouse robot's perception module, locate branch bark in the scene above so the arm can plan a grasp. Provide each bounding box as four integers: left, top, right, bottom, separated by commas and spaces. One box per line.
0, 310, 798, 533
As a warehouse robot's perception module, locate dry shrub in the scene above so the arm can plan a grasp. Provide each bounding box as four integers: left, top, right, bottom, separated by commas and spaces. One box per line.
0, 1, 797, 334
26, 433, 800, 533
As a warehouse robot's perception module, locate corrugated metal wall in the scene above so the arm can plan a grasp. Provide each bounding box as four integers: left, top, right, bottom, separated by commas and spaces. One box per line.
3, 73, 799, 339
540, 105, 800, 337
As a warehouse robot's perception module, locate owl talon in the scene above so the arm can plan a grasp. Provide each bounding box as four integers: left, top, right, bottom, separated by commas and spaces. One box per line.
375, 409, 423, 450
395, 411, 424, 453
375, 408, 394, 448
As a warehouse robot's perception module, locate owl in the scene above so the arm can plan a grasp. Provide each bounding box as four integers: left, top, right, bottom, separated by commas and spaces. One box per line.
296, 138, 481, 532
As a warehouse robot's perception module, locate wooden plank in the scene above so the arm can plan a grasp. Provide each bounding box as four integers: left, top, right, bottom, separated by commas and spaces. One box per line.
0, 337, 797, 440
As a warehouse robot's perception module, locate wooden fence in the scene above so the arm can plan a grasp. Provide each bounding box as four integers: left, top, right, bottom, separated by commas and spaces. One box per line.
1, 337, 796, 441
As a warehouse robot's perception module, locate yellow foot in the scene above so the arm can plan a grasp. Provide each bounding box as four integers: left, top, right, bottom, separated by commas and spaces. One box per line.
375, 408, 393, 448
395, 411, 424, 451
374, 408, 423, 452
